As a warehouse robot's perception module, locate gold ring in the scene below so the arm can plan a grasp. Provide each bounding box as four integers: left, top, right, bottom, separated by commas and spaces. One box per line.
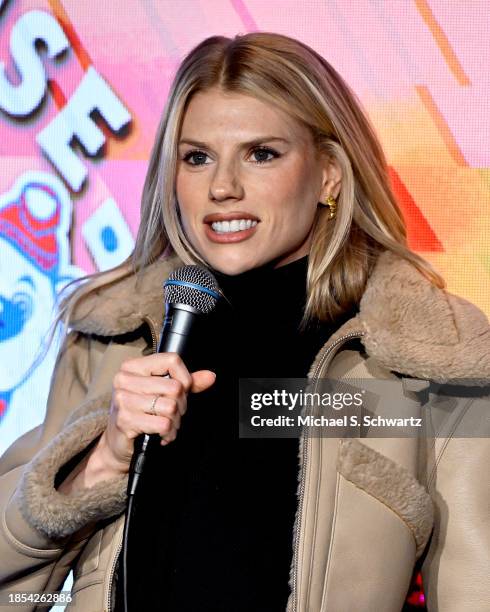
148, 394, 159, 416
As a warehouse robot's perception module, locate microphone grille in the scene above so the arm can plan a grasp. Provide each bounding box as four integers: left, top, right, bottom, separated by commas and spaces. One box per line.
164, 265, 220, 314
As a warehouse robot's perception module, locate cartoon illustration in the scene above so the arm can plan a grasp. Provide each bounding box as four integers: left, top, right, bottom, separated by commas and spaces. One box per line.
82, 197, 134, 272
0, 171, 83, 455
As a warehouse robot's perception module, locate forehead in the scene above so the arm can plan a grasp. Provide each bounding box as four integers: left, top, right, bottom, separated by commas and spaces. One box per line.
180, 88, 311, 143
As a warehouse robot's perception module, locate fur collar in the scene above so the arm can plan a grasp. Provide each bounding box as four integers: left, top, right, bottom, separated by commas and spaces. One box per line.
69, 250, 490, 382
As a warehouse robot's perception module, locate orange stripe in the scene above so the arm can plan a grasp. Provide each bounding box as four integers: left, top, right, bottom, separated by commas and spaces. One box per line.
415, 0, 470, 86
46, 0, 92, 70
415, 85, 467, 166
47, 79, 67, 109
389, 166, 443, 252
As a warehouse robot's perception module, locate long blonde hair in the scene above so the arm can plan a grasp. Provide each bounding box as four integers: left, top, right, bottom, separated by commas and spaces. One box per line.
50, 31, 444, 350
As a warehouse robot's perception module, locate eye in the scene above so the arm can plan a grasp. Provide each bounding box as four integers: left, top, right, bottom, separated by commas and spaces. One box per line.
182, 150, 210, 166
181, 146, 281, 166
249, 146, 280, 164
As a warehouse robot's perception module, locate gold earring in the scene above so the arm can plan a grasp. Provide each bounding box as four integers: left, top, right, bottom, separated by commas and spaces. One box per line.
324, 195, 337, 219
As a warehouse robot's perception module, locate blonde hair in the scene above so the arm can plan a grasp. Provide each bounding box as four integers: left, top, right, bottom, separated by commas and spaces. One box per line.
49, 31, 445, 351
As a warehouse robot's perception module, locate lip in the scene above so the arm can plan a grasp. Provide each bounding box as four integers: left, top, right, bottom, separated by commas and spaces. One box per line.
204, 221, 259, 243
203, 211, 260, 223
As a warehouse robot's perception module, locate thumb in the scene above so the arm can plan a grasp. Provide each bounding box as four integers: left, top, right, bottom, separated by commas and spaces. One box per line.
190, 370, 217, 393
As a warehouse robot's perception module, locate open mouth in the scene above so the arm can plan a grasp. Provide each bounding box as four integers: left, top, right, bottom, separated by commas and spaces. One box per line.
210, 219, 258, 234
204, 217, 260, 243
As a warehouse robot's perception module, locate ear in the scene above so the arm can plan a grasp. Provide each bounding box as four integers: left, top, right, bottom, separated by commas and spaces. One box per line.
319, 155, 342, 200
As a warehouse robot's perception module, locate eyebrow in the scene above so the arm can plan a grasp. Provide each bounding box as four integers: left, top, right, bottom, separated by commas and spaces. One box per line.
178, 136, 291, 148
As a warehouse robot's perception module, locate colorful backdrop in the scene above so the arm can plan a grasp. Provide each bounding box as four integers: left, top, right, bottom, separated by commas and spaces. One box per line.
1, 1, 489, 606
2, 0, 490, 485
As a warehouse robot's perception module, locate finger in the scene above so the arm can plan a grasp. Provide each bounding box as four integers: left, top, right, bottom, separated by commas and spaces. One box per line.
118, 407, 176, 441
114, 371, 189, 405
190, 370, 217, 393
160, 430, 177, 446
113, 389, 182, 428
150, 395, 182, 428
119, 353, 193, 391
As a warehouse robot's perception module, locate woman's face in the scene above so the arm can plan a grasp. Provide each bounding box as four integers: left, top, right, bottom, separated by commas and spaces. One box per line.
176, 87, 341, 274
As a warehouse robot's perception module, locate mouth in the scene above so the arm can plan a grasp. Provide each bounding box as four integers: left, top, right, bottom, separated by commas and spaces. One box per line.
203, 213, 260, 244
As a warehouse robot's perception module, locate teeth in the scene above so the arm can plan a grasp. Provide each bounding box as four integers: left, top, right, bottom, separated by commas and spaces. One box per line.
211, 219, 258, 233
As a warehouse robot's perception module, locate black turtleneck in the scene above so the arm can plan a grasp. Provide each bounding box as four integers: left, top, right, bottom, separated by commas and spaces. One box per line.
116, 255, 357, 612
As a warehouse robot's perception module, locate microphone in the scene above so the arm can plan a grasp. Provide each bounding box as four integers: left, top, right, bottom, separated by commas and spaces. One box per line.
128, 264, 220, 496
122, 266, 220, 612
158, 264, 220, 355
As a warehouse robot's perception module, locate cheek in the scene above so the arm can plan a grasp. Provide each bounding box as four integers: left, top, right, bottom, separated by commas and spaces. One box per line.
175, 174, 197, 231
277, 158, 319, 200
266, 205, 314, 249
177, 204, 191, 232
277, 174, 319, 224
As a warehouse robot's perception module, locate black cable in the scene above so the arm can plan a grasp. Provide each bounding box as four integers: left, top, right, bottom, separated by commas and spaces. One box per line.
122, 435, 151, 612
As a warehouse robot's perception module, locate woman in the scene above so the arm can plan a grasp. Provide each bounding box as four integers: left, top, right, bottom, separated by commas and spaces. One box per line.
0, 32, 489, 612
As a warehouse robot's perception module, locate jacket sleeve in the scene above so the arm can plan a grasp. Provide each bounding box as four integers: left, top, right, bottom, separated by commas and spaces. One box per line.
0, 331, 128, 597
422, 395, 490, 611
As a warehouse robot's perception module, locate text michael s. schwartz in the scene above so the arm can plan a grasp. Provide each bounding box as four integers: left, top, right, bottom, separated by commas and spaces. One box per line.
250, 415, 423, 427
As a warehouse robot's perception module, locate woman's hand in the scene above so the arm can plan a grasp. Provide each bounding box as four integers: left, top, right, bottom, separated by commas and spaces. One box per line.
97, 353, 216, 475
57, 353, 215, 495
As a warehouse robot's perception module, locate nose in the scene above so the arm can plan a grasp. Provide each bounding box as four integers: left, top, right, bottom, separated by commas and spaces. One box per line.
208, 159, 244, 203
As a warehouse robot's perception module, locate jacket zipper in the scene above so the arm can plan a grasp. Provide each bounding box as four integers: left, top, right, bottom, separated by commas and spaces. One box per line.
291, 330, 364, 612
105, 526, 123, 612
143, 316, 158, 353
106, 317, 159, 611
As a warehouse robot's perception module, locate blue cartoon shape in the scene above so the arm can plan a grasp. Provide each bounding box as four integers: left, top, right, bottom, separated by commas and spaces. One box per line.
0, 288, 33, 341
0, 172, 82, 442
82, 197, 134, 271
101, 225, 118, 252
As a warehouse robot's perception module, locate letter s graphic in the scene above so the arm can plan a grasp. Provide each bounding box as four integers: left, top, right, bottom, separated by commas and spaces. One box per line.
0, 10, 69, 116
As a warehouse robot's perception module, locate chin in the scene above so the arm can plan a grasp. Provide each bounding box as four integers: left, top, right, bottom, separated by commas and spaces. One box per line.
210, 262, 252, 276
205, 255, 260, 276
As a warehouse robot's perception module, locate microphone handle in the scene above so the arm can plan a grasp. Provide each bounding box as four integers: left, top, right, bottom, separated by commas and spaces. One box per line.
157, 303, 199, 356
128, 304, 200, 495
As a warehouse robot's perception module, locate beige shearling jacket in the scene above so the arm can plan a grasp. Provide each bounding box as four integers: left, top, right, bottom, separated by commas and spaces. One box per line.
0, 250, 489, 612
